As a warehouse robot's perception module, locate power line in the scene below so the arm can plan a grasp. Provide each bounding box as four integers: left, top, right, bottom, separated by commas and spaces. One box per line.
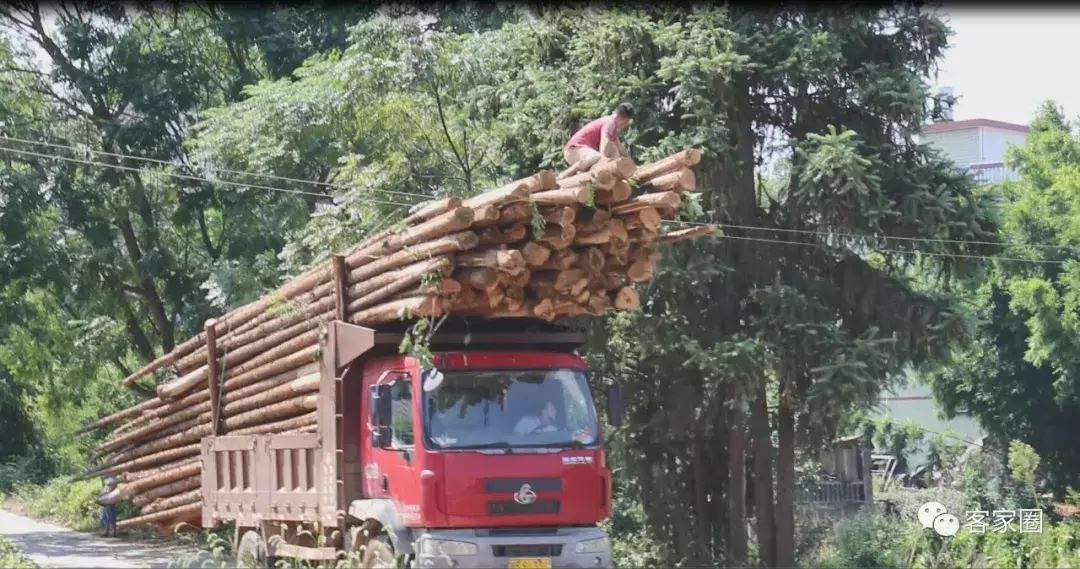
663, 218, 1078, 255
0, 134, 435, 203
663, 220, 1069, 264
0, 144, 416, 208
694, 231, 1066, 265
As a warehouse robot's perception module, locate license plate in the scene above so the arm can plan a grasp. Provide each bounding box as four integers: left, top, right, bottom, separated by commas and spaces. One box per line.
508, 559, 551, 569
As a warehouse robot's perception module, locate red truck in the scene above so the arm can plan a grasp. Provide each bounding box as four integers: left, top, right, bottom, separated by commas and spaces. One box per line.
201, 318, 622, 569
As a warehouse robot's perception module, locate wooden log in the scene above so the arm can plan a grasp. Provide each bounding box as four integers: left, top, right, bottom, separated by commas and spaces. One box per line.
636, 207, 662, 232
471, 204, 501, 226
502, 223, 528, 243
557, 169, 615, 191
575, 247, 606, 273
608, 218, 630, 243
455, 249, 527, 274
402, 197, 464, 226
604, 271, 628, 291
535, 250, 578, 272
228, 410, 318, 436
80, 398, 161, 433
588, 294, 611, 315
628, 259, 655, 282
596, 180, 632, 205
349, 296, 445, 327
223, 372, 320, 417
478, 226, 505, 247
592, 157, 636, 179
659, 224, 719, 244
503, 286, 526, 312
345, 207, 475, 270
224, 345, 321, 394
530, 186, 592, 206
575, 226, 612, 246
611, 192, 681, 215
346, 232, 476, 287
90, 443, 201, 480
460, 180, 530, 210
543, 206, 578, 227
346, 256, 455, 313
539, 224, 576, 250
614, 286, 641, 311
631, 149, 702, 183
519, 171, 557, 193
648, 168, 695, 193
554, 269, 587, 292
533, 298, 556, 320
504, 268, 531, 288
118, 502, 201, 529
520, 242, 552, 267
131, 476, 200, 508
456, 267, 499, 291
576, 209, 611, 233
143, 489, 202, 516
491, 203, 532, 226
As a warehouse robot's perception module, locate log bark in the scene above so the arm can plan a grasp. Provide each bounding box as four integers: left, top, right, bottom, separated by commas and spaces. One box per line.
345, 207, 475, 270
575, 226, 611, 246
557, 169, 615, 191
224, 345, 321, 393
346, 256, 455, 313
80, 398, 161, 433
576, 209, 610, 233
456, 267, 499, 291
143, 489, 201, 515
595, 180, 632, 205
118, 502, 201, 529
611, 192, 681, 215
520, 242, 552, 267
592, 157, 636, 179
131, 476, 200, 507
346, 232, 477, 287
539, 224, 576, 250
456, 249, 526, 274
648, 168, 696, 193
91, 443, 201, 480
575, 247, 606, 273
530, 186, 592, 206
472, 205, 501, 225
631, 149, 702, 183
223, 372, 320, 416
543, 206, 578, 227
460, 180, 530, 210
402, 197, 464, 226
349, 296, 445, 327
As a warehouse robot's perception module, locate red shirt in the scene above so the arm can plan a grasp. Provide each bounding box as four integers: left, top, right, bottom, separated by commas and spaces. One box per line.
565, 115, 619, 151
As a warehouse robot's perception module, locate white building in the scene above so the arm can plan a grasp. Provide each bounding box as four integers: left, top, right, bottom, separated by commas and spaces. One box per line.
916, 87, 1030, 185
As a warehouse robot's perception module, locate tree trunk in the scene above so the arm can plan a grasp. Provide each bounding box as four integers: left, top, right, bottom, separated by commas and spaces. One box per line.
751, 380, 776, 568
728, 401, 748, 566
775, 365, 796, 569
631, 149, 703, 183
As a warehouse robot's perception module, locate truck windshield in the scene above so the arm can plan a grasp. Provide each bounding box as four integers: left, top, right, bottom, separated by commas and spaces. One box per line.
422, 368, 599, 450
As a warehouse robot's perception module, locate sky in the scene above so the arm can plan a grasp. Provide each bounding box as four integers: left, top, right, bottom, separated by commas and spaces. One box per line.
936, 7, 1080, 126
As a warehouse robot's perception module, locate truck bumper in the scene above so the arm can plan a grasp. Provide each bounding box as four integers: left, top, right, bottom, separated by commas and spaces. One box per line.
412, 526, 612, 569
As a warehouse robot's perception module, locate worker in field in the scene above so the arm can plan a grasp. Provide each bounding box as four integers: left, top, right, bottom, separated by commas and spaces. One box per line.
559, 102, 634, 179
98, 476, 119, 537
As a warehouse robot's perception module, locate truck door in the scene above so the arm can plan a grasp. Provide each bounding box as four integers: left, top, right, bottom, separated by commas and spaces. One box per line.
363, 365, 423, 525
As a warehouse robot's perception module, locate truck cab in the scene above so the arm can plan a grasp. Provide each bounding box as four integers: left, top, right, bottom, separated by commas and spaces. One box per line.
355, 349, 613, 568
202, 320, 619, 569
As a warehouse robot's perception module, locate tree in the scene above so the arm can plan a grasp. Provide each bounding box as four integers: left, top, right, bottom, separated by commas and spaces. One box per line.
926, 101, 1080, 494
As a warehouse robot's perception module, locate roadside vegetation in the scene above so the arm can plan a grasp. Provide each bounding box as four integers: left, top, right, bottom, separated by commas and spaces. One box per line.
0, 536, 38, 568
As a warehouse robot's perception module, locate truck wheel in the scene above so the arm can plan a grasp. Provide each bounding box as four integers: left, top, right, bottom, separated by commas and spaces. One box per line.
235, 529, 270, 568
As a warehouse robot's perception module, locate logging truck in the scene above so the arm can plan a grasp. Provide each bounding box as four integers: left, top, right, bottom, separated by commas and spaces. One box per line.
205, 318, 622, 569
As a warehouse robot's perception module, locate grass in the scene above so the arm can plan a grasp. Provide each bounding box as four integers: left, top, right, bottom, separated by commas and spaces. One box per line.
1, 475, 160, 541
0, 536, 38, 568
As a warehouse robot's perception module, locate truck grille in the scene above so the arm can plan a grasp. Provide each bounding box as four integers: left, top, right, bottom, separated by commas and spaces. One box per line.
492, 544, 563, 558
487, 499, 561, 515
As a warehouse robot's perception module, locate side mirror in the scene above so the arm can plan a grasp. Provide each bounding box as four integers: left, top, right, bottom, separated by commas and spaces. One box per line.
371, 384, 393, 447
606, 384, 624, 428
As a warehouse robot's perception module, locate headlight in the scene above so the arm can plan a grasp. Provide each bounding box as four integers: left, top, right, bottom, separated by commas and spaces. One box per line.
574, 536, 610, 554
419, 538, 479, 556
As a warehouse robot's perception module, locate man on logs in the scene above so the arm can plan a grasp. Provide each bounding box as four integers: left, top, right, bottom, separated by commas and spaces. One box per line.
559, 102, 634, 180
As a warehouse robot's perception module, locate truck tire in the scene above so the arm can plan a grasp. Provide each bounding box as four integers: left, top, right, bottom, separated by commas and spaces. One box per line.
235, 529, 270, 568
344, 527, 399, 569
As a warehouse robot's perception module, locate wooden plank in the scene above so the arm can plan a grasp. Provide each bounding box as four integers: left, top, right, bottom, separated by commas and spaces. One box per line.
332, 254, 347, 322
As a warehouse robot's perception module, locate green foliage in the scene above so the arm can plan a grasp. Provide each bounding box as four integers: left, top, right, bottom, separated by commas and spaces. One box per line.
0, 536, 37, 568
926, 101, 1080, 493
4, 476, 104, 531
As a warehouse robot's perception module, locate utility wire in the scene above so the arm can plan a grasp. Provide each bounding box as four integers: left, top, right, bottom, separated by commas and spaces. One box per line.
0, 134, 435, 203
0, 144, 416, 208
699, 232, 1066, 265
663, 218, 1077, 255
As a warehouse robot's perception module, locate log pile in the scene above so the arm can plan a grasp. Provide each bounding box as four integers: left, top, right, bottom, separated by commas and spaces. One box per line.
80, 148, 716, 532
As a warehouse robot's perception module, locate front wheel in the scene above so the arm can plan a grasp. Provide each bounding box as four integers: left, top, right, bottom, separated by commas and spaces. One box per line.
235, 529, 270, 569
344, 527, 401, 569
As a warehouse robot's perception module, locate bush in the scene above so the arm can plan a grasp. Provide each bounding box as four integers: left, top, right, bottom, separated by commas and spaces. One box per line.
4, 476, 103, 531
0, 536, 38, 568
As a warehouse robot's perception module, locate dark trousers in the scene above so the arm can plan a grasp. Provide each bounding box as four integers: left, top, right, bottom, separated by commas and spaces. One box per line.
101, 505, 117, 533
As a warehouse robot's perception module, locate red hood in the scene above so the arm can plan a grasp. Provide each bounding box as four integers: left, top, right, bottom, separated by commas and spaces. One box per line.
424, 449, 610, 528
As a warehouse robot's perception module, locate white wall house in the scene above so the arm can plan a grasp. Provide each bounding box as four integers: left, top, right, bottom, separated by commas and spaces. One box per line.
918, 118, 1029, 185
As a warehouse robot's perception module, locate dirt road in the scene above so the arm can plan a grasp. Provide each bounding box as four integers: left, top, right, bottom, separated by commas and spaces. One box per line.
0, 509, 193, 568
